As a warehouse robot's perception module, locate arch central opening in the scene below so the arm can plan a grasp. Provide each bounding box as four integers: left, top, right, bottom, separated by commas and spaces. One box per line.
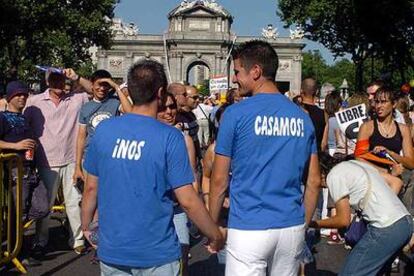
186, 61, 210, 86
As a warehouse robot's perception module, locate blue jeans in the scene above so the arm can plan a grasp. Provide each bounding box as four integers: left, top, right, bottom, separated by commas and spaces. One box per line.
100, 260, 180, 276
340, 215, 413, 276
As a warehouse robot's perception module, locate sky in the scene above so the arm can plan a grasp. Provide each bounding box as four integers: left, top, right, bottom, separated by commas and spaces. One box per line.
114, 0, 339, 65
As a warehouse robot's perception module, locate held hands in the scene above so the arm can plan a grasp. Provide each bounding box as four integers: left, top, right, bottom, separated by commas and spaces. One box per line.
15, 139, 36, 151
73, 167, 85, 183
391, 163, 403, 177
205, 227, 226, 254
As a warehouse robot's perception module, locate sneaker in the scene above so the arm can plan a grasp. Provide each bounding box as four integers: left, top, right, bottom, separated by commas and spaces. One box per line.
327, 232, 344, 245
74, 245, 87, 255
344, 244, 352, 250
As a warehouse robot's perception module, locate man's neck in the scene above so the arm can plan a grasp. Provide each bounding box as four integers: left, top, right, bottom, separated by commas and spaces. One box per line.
179, 106, 191, 112
130, 101, 158, 118
301, 95, 315, 105
48, 89, 65, 101
251, 80, 279, 96
6, 105, 22, 114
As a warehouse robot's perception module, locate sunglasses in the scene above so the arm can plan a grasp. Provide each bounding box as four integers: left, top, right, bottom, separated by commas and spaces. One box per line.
159, 103, 177, 112
187, 95, 199, 100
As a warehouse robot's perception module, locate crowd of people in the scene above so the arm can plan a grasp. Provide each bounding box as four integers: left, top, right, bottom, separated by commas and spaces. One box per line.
1, 39, 414, 276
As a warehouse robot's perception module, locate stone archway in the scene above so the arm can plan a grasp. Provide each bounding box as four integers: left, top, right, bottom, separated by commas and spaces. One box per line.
185, 60, 211, 85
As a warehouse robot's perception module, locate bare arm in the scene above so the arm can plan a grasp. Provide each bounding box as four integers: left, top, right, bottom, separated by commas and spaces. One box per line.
0, 139, 36, 151
209, 154, 230, 223
81, 174, 98, 231
321, 122, 329, 152
175, 185, 223, 251
310, 196, 352, 229
184, 135, 199, 193
201, 143, 215, 209
387, 124, 414, 169
74, 125, 87, 182
304, 154, 322, 225
64, 68, 93, 94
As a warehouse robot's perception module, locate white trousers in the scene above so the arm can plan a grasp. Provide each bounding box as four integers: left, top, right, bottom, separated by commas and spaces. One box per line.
226, 224, 305, 276
36, 163, 84, 248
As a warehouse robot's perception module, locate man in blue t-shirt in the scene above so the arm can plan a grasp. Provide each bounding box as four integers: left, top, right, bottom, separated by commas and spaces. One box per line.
73, 69, 132, 182
81, 60, 223, 275
209, 40, 321, 276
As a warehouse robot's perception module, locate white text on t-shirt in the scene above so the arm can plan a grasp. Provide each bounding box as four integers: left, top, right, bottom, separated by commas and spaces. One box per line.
112, 138, 146, 160
254, 116, 304, 137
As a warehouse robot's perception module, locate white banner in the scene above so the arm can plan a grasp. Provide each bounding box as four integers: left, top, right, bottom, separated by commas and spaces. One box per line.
209, 76, 228, 92
335, 104, 368, 141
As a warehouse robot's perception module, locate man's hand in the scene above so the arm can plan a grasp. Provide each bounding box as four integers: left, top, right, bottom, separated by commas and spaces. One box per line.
96, 78, 120, 92
14, 139, 36, 150
73, 167, 85, 183
63, 68, 79, 81
391, 163, 404, 177
83, 230, 97, 249
205, 227, 225, 253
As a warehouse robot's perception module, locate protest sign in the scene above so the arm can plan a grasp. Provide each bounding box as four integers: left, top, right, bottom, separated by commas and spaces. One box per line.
335, 104, 368, 141
209, 76, 228, 92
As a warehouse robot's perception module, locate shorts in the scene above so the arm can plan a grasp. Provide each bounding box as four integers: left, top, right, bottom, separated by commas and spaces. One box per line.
173, 210, 189, 245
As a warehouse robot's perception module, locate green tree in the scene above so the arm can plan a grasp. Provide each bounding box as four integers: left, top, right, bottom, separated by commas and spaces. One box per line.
278, 0, 414, 91
0, 0, 118, 87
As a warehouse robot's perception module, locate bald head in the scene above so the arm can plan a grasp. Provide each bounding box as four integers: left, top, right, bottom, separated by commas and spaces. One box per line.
167, 83, 186, 96
301, 78, 318, 97
168, 83, 187, 108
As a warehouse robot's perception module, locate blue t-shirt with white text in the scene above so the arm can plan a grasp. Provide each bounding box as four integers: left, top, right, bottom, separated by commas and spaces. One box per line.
84, 113, 194, 267
215, 93, 317, 230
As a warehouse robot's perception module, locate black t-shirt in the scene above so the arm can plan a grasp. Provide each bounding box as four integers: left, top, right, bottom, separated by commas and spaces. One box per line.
0, 111, 34, 160
303, 104, 325, 152
176, 110, 201, 159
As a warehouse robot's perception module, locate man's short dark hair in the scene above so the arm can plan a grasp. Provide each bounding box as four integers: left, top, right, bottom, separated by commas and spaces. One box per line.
47, 72, 65, 89
366, 79, 385, 90
127, 60, 167, 106
91, 70, 112, 83
231, 40, 279, 81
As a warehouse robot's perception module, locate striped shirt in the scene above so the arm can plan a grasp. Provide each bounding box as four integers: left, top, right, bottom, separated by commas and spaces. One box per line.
24, 90, 89, 167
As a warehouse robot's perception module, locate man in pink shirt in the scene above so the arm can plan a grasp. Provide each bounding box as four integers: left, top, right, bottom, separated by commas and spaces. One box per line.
24, 70, 89, 256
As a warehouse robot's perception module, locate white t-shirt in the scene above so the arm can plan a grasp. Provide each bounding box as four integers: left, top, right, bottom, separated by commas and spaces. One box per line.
327, 160, 409, 228
193, 103, 212, 121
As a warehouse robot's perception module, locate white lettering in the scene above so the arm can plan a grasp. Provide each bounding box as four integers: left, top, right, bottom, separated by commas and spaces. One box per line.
290, 118, 297, 136
255, 116, 262, 135
112, 138, 121, 158
127, 141, 137, 159
261, 116, 268, 136
280, 117, 289, 136
267, 117, 274, 136
135, 141, 145, 160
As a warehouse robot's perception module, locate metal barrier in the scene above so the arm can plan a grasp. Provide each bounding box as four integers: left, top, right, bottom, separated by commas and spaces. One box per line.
0, 153, 27, 274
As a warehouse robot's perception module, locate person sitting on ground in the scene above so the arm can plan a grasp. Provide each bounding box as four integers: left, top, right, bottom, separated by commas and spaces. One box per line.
311, 154, 412, 276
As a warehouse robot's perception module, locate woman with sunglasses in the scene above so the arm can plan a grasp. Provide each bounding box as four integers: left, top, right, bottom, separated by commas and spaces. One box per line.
157, 93, 197, 276
356, 87, 414, 194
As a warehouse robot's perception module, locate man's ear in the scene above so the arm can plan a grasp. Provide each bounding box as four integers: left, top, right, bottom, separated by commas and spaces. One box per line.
251, 64, 262, 81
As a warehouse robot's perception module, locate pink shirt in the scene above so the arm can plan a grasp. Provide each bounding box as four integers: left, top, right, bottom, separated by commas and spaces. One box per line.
24, 90, 89, 167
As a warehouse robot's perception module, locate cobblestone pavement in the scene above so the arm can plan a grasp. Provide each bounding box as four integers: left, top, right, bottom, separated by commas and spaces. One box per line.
2, 220, 413, 275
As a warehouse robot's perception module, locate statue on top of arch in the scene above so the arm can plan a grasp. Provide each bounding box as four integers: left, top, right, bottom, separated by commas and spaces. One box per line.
289, 25, 305, 40
177, 0, 225, 15
111, 18, 139, 39
262, 24, 279, 40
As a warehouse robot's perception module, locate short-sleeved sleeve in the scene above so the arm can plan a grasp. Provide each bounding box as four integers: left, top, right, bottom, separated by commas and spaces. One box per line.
327, 167, 350, 203
83, 133, 99, 176
215, 108, 236, 157
166, 130, 194, 189
78, 104, 88, 125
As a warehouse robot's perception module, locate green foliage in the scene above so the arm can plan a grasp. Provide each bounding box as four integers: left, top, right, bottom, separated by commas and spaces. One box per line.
0, 0, 118, 86
197, 79, 210, 97
278, 0, 414, 90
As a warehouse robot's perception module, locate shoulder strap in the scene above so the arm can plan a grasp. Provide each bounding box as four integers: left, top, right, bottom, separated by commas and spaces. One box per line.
348, 160, 372, 211
198, 104, 209, 120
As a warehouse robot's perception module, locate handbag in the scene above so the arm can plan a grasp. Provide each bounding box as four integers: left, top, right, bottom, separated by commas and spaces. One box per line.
344, 161, 372, 248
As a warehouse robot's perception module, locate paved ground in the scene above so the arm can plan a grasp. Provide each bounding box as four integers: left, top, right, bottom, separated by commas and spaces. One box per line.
2, 220, 414, 275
